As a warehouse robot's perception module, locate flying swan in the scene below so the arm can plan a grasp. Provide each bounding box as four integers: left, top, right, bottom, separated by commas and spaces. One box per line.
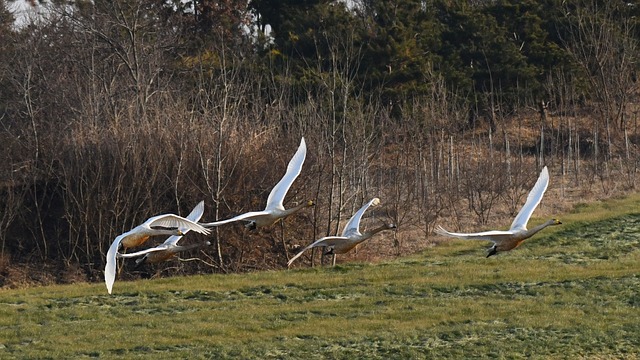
435, 166, 561, 257
201, 137, 314, 230
104, 210, 210, 294
287, 197, 396, 267
118, 200, 211, 267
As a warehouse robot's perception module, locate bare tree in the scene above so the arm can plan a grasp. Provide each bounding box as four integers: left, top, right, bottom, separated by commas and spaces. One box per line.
561, 0, 639, 158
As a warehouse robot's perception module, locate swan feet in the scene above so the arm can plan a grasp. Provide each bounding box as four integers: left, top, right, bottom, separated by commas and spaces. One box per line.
323, 247, 335, 255
486, 245, 498, 258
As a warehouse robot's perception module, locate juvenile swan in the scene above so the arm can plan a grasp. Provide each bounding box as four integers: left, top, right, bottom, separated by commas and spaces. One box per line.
201, 137, 314, 230
104, 211, 210, 294
118, 201, 211, 266
288, 198, 396, 267
435, 166, 561, 257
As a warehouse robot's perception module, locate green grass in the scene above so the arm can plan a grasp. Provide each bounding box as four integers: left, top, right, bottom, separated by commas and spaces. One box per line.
1, 195, 639, 359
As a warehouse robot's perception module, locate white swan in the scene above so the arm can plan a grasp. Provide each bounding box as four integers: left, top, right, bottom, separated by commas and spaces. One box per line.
201, 137, 314, 230
104, 210, 210, 294
118, 201, 211, 266
435, 166, 561, 257
287, 198, 396, 267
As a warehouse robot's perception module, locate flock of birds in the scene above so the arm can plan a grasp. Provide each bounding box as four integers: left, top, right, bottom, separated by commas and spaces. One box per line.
104, 137, 562, 294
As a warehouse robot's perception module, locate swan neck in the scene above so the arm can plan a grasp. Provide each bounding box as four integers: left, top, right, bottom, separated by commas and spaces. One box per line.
524, 220, 553, 237
363, 224, 392, 238
283, 202, 311, 215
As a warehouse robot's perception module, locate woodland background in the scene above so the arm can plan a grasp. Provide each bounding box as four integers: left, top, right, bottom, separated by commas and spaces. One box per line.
1, 0, 639, 286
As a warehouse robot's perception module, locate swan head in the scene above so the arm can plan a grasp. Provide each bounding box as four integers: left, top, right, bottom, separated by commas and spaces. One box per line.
244, 221, 257, 231
387, 223, 397, 230
549, 218, 562, 226
306, 200, 315, 207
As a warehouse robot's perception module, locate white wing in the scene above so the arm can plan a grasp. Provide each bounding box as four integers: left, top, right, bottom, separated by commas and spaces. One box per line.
265, 137, 307, 211
118, 245, 170, 258
185, 201, 206, 223
287, 236, 348, 267
163, 201, 206, 247
342, 198, 380, 237
145, 213, 210, 235
509, 166, 549, 231
434, 225, 513, 243
105, 233, 126, 294
201, 210, 271, 227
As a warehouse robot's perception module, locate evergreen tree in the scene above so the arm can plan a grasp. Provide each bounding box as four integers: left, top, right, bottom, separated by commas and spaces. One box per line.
358, 0, 442, 113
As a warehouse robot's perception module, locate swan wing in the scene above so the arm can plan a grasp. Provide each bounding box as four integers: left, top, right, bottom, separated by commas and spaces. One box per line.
164, 201, 206, 246
287, 236, 348, 267
342, 198, 380, 237
509, 166, 549, 231
434, 225, 513, 243
118, 244, 170, 258
185, 200, 205, 223
265, 137, 307, 211
105, 233, 126, 294
201, 210, 271, 227
146, 213, 210, 235
304, 236, 351, 249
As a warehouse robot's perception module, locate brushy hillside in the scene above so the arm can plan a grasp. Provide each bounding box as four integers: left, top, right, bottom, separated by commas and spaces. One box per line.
1, 195, 638, 359
2, 0, 640, 285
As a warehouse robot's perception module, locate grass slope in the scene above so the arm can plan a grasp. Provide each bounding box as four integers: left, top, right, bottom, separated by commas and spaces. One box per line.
1, 195, 639, 359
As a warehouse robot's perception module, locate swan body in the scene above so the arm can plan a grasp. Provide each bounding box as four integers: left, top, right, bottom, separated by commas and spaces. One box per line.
435, 166, 561, 257
104, 210, 210, 294
288, 198, 396, 267
118, 201, 211, 266
202, 137, 314, 230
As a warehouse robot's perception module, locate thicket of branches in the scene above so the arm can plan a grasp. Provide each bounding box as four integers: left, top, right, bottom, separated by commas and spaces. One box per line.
0, 0, 638, 283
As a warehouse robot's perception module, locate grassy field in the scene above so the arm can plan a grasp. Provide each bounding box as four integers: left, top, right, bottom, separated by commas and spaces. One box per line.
1, 195, 639, 359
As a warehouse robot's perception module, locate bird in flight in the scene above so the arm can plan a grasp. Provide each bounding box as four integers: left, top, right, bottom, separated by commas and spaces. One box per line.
435, 166, 561, 257
288, 198, 396, 267
201, 137, 314, 230
104, 210, 210, 294
118, 201, 211, 267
